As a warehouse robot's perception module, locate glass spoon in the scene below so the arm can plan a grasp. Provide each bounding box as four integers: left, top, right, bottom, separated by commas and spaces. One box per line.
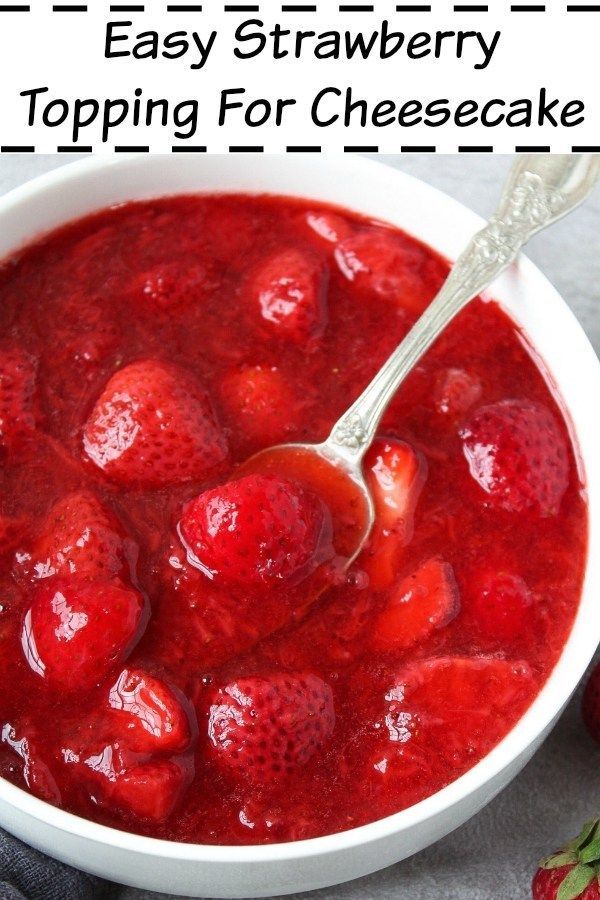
241, 154, 600, 567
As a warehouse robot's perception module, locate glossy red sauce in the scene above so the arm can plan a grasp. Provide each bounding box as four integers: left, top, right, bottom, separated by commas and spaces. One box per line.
0, 194, 587, 844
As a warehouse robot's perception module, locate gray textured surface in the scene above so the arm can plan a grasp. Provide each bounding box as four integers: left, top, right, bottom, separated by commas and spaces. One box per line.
0, 154, 598, 900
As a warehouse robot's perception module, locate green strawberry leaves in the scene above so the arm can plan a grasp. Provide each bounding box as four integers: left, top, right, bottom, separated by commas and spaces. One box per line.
557, 864, 596, 900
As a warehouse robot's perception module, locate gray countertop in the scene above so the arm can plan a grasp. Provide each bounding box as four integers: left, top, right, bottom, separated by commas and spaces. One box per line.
1, 154, 599, 900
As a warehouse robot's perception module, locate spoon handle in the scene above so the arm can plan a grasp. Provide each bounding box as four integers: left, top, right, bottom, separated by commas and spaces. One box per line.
326, 154, 600, 464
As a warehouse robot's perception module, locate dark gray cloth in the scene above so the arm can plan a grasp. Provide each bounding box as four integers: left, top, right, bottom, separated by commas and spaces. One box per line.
0, 829, 113, 900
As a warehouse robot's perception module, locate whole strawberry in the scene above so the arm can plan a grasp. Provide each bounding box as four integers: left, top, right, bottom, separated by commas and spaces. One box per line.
533, 819, 600, 900
582, 663, 600, 745
460, 399, 569, 516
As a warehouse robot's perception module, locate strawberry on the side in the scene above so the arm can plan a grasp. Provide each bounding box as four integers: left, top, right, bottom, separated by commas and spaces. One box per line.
460, 399, 569, 516
359, 438, 427, 590
532, 818, 600, 900
372, 557, 460, 652
207, 673, 335, 783
83, 360, 228, 489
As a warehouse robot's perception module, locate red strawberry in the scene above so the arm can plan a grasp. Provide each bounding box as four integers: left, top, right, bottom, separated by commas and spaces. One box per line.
433, 367, 482, 418
128, 262, 213, 313
83, 360, 228, 489
532, 818, 600, 900
22, 579, 146, 692
334, 230, 442, 314
304, 211, 353, 245
386, 656, 534, 765
106, 668, 193, 754
372, 557, 460, 652
219, 365, 298, 448
14, 490, 136, 584
108, 759, 191, 822
179, 473, 334, 588
1, 722, 61, 803
207, 673, 335, 782
157, 539, 309, 674
359, 438, 426, 590
460, 399, 569, 516
465, 569, 534, 642
0, 348, 38, 452
249, 248, 329, 344
582, 663, 600, 745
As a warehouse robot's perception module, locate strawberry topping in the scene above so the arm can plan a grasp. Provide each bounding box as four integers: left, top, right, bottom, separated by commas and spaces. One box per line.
106, 668, 193, 754
13, 490, 136, 585
178, 473, 334, 588
465, 568, 534, 642
0, 347, 38, 452
460, 399, 569, 516
249, 248, 329, 344
359, 438, 426, 590
83, 360, 228, 489
335, 230, 443, 314
21, 579, 146, 692
219, 365, 298, 449
207, 674, 335, 782
372, 557, 460, 652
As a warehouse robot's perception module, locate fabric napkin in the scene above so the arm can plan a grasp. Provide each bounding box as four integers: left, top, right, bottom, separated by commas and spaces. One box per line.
0, 828, 114, 900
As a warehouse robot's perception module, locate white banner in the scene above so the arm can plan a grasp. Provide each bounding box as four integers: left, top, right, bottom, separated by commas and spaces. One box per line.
0, 1, 597, 153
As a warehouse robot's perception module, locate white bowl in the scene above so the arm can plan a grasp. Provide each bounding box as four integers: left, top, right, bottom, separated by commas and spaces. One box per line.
0, 155, 598, 899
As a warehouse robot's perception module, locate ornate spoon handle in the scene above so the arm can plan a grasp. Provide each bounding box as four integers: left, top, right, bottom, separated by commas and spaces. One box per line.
327, 154, 600, 463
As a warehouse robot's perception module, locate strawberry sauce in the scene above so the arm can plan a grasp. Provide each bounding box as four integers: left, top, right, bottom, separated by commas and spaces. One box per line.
0, 193, 587, 845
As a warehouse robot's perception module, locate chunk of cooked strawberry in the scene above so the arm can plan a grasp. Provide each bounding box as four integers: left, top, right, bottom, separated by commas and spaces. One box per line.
179, 473, 333, 588
249, 247, 329, 344
1, 722, 61, 803
386, 656, 534, 767
207, 673, 335, 782
219, 365, 298, 449
0, 348, 38, 452
106, 668, 193, 754
464, 568, 534, 642
21, 579, 146, 692
128, 262, 213, 313
460, 399, 569, 516
83, 360, 228, 489
372, 558, 460, 652
335, 230, 442, 314
156, 539, 305, 674
14, 490, 136, 584
108, 759, 191, 823
433, 367, 482, 418
359, 438, 426, 590
304, 211, 353, 245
